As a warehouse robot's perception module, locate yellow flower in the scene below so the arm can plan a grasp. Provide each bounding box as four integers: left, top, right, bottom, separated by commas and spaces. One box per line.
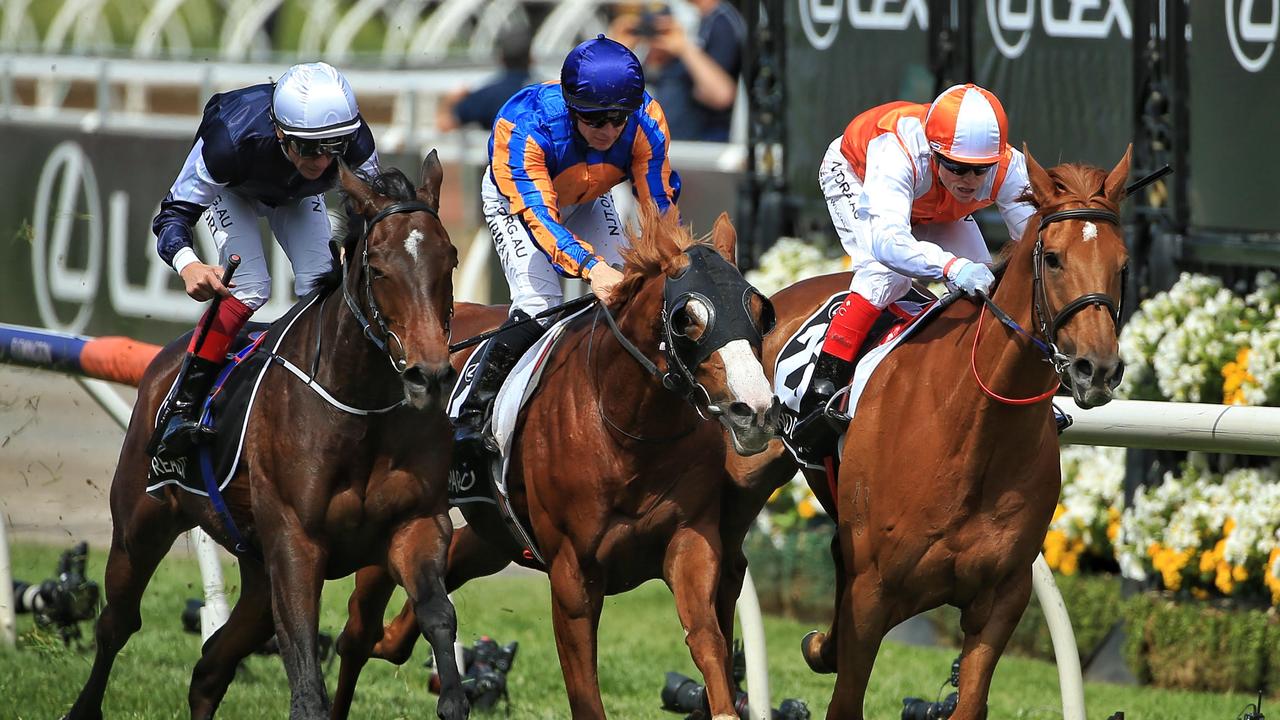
797, 497, 817, 519
1059, 551, 1080, 576
1222, 348, 1255, 406
1043, 530, 1068, 570
1265, 548, 1280, 606
1224, 518, 1236, 536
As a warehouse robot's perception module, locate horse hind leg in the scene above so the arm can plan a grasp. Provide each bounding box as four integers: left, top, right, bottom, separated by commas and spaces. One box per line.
951, 569, 1034, 720
666, 527, 737, 720
801, 529, 846, 675
189, 560, 275, 719
65, 492, 183, 719
826, 569, 891, 720
331, 566, 398, 720
387, 514, 468, 720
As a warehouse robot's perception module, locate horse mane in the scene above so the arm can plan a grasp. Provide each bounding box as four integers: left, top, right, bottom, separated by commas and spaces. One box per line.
609, 201, 705, 308
337, 167, 418, 257
993, 161, 1118, 274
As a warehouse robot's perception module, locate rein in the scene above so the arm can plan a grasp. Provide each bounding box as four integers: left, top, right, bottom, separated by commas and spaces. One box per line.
971, 205, 1122, 405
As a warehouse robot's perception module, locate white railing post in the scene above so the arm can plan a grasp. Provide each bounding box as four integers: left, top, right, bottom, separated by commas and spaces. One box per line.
0, 511, 15, 648
737, 567, 771, 720
1032, 553, 1086, 720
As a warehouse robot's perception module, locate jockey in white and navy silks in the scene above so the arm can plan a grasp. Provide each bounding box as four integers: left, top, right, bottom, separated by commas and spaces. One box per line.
793, 83, 1036, 442
151, 61, 379, 461
452, 34, 681, 462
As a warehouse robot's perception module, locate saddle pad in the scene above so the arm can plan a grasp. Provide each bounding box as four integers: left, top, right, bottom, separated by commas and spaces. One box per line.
446, 307, 589, 498
145, 291, 324, 496
774, 290, 946, 468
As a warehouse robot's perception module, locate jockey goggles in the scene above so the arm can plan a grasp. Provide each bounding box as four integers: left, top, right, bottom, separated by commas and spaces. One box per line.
934, 153, 995, 177
281, 132, 353, 158
573, 108, 630, 129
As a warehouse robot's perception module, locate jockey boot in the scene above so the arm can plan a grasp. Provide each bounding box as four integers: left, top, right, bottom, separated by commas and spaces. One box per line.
790, 292, 881, 448
155, 355, 223, 459
454, 310, 546, 461
153, 294, 254, 460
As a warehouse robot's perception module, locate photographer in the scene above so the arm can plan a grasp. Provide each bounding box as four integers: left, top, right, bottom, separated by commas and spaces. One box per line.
611, 0, 745, 142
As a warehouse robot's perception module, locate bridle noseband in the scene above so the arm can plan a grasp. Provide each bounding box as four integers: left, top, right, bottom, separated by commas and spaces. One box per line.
341, 200, 440, 372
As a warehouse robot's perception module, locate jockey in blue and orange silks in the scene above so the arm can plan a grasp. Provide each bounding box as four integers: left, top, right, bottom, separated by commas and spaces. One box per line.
453, 34, 682, 460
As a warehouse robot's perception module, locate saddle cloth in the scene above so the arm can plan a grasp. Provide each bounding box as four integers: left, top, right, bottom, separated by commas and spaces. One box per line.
445, 307, 589, 501
774, 289, 944, 469
145, 291, 324, 497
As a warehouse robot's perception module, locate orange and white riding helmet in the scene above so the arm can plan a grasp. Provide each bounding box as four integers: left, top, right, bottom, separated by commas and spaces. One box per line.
924, 83, 1008, 164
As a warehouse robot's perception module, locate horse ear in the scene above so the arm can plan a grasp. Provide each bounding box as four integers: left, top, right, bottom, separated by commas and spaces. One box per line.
417, 149, 444, 211
1104, 143, 1132, 204
1022, 143, 1055, 207
710, 212, 737, 265
338, 159, 387, 216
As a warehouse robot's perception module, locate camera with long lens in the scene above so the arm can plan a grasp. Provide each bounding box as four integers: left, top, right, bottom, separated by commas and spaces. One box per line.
901, 656, 961, 720
1238, 690, 1265, 720
428, 635, 519, 711
660, 640, 810, 720
12, 541, 100, 644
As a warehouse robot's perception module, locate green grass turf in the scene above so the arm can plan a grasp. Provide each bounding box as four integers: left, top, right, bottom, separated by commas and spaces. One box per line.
0, 542, 1264, 718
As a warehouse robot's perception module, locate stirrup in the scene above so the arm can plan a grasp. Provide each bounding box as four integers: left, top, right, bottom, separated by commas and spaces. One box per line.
821, 385, 852, 427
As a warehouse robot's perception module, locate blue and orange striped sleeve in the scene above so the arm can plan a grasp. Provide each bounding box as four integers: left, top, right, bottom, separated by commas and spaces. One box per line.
491, 117, 601, 278
629, 96, 682, 216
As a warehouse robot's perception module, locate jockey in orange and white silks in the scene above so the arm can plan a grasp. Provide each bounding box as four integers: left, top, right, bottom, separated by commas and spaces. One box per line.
795, 83, 1036, 438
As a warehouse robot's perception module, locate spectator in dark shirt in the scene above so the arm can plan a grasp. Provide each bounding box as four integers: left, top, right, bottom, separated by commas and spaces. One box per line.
613, 1, 745, 142
437, 22, 533, 132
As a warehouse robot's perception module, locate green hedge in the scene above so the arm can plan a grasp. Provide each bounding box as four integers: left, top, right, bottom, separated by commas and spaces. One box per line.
1124, 594, 1280, 694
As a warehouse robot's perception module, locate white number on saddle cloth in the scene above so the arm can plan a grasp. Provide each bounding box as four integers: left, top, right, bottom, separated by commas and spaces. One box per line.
773, 293, 936, 415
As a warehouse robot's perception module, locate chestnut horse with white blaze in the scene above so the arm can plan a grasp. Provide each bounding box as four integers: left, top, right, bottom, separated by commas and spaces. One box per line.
65, 155, 468, 720
725, 147, 1131, 720
332, 207, 781, 720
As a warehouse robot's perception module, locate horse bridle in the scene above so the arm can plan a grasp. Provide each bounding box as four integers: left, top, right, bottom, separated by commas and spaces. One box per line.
340, 200, 440, 372
1030, 206, 1125, 381
597, 245, 775, 421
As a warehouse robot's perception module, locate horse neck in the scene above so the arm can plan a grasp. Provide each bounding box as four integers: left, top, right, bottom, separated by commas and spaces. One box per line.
969, 239, 1059, 402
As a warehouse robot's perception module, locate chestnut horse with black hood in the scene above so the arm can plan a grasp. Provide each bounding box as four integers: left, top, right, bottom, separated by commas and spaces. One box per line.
725, 147, 1131, 719
65, 155, 468, 720
332, 207, 780, 720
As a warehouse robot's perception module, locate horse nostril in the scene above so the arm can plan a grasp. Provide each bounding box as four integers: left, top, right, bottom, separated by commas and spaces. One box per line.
1072, 358, 1095, 382
435, 365, 458, 393
727, 402, 754, 420
402, 365, 429, 390
1105, 359, 1125, 390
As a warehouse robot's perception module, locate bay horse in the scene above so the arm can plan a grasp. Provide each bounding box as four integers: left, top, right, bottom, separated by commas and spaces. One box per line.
726, 146, 1132, 719
332, 207, 781, 719
65, 155, 469, 720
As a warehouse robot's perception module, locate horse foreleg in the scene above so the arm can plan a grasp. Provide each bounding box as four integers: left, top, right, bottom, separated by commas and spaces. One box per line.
547, 546, 606, 719
827, 567, 889, 720
713, 546, 746, 681
952, 568, 1034, 720
264, 530, 330, 719
66, 491, 182, 720
801, 529, 845, 674
666, 527, 736, 720
388, 514, 468, 720
189, 560, 275, 719
331, 566, 397, 720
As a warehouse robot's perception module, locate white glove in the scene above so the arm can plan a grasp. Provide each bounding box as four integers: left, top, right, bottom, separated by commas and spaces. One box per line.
947, 259, 995, 296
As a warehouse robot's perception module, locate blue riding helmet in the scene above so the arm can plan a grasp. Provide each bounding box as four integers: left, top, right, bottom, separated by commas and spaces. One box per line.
560, 35, 645, 113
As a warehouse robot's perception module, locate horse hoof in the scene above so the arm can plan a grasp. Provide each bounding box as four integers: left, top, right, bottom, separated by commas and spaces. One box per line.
801, 630, 835, 674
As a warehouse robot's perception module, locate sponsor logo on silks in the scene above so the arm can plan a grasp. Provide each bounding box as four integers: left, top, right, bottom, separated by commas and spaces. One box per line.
449, 467, 478, 495
149, 455, 188, 482
1227, 0, 1278, 73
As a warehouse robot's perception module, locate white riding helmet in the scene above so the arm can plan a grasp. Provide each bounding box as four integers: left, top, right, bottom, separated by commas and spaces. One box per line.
271, 62, 361, 139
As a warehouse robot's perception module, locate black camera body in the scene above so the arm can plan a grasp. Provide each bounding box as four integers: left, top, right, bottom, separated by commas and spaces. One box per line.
429, 635, 519, 710
13, 541, 100, 643
660, 641, 810, 720
900, 656, 961, 720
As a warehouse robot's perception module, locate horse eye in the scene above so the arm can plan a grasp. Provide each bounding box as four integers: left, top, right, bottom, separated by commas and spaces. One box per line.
1043, 252, 1062, 270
